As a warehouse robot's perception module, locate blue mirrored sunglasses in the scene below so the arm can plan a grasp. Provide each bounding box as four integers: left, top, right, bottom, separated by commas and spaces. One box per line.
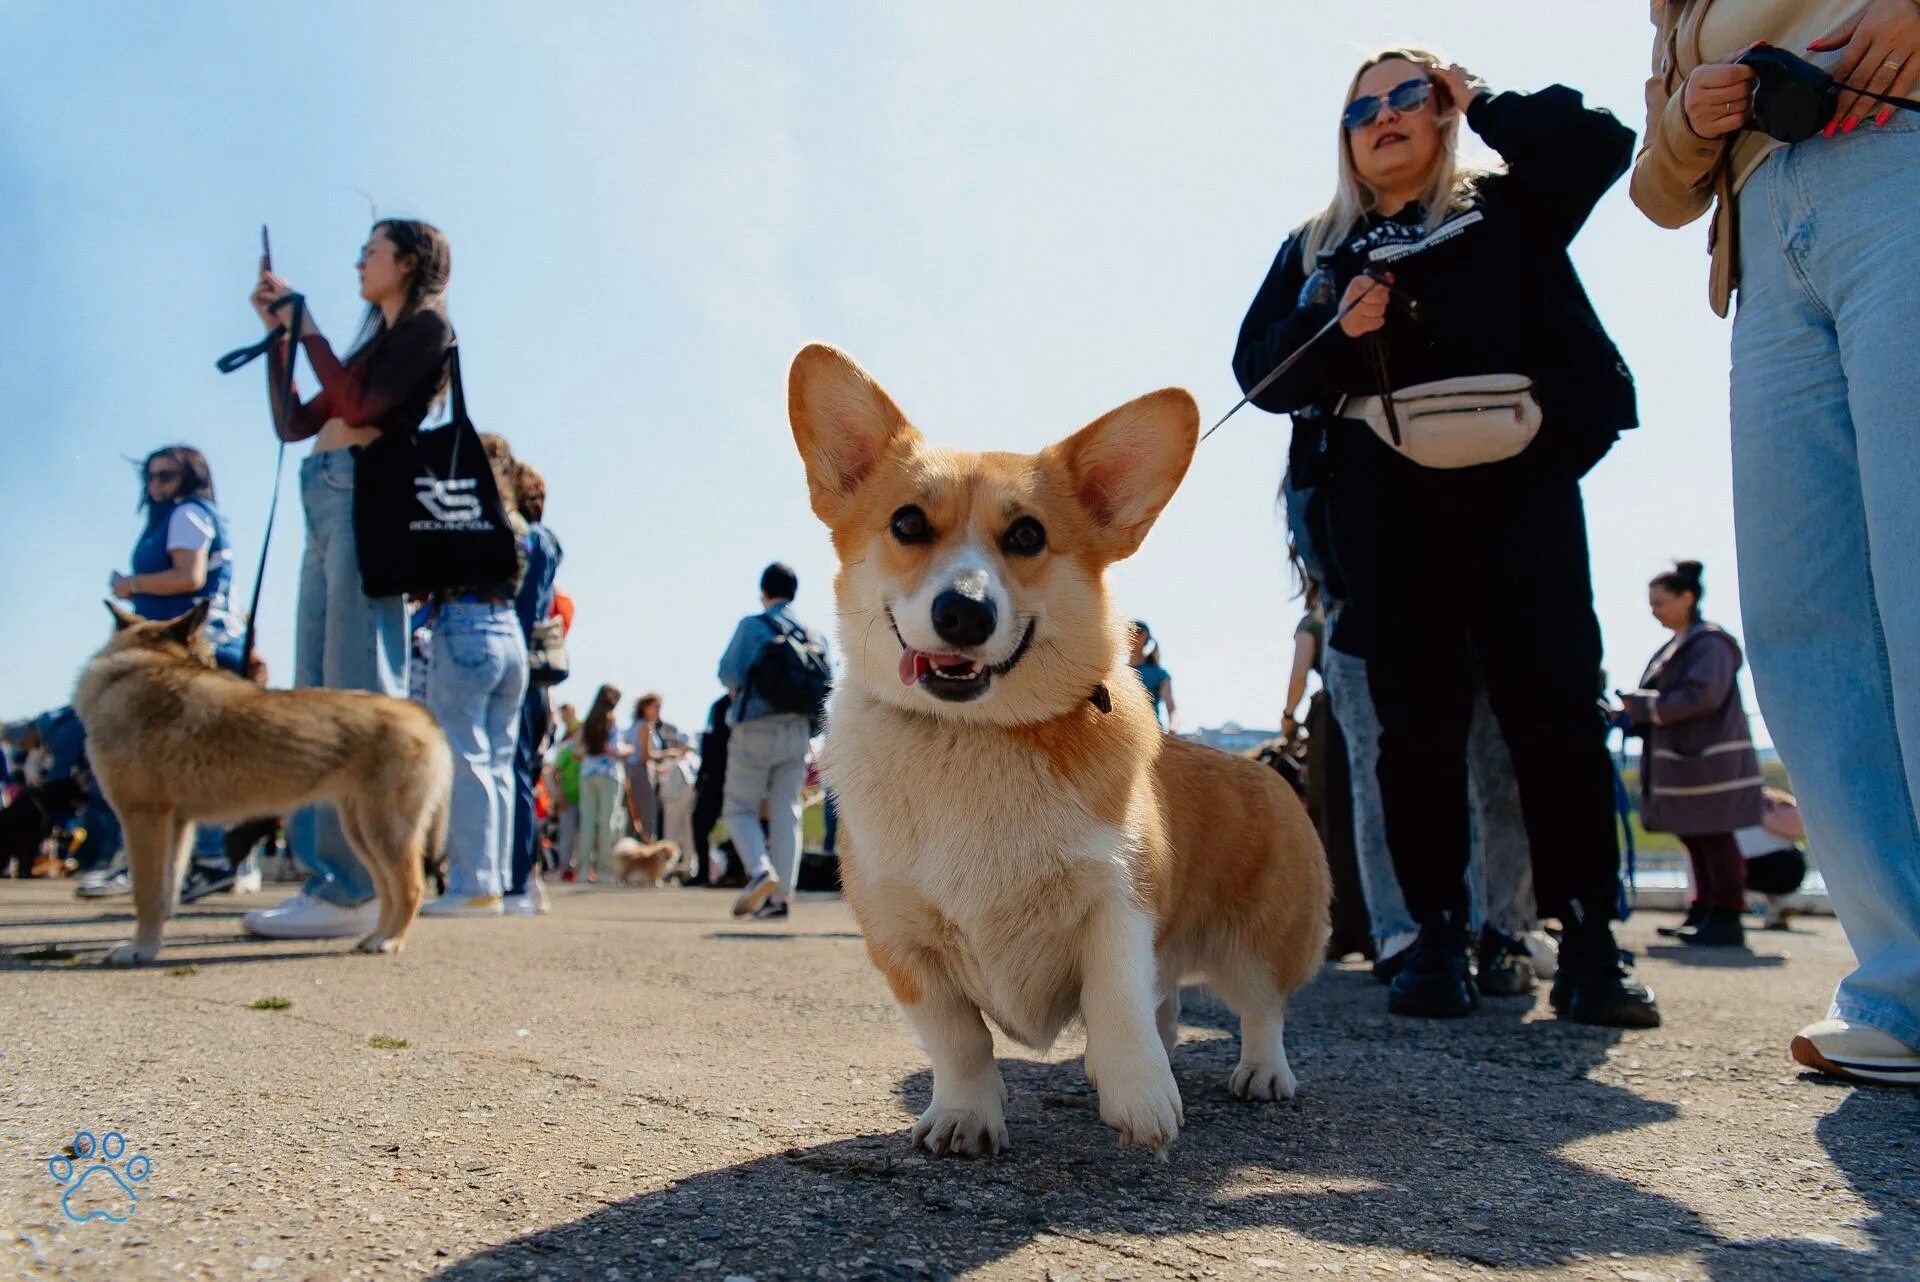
1342, 77, 1434, 131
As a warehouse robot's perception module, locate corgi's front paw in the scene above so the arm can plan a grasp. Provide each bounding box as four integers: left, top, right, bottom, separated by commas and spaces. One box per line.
1089, 1049, 1184, 1156
104, 941, 156, 966
911, 1087, 1010, 1157
1228, 1057, 1298, 1102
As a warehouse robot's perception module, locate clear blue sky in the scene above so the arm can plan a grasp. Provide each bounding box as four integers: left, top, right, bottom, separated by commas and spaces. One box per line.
0, 2, 1757, 739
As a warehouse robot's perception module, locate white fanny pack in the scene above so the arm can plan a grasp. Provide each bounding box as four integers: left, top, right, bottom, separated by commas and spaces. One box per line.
1343, 374, 1541, 470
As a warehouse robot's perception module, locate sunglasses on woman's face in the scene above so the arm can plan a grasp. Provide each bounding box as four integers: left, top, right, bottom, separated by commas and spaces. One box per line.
1343, 77, 1434, 132
146, 469, 182, 484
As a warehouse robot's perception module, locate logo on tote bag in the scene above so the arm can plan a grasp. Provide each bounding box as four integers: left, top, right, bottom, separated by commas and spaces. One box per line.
412, 475, 489, 529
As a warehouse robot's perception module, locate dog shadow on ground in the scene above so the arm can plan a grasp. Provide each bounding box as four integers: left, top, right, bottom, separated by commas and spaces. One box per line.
438, 968, 1783, 1281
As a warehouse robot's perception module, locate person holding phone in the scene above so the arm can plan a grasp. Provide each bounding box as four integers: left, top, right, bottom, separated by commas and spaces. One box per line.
1631, 1, 1920, 1086
1233, 51, 1655, 1027
239, 220, 456, 942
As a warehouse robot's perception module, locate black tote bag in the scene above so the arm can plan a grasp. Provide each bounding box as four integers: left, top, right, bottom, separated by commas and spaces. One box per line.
352, 342, 518, 599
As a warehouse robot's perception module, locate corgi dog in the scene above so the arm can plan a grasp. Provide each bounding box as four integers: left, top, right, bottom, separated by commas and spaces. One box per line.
789, 344, 1330, 1157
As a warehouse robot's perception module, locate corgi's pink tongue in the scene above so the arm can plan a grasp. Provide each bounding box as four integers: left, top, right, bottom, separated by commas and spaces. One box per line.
899, 648, 966, 686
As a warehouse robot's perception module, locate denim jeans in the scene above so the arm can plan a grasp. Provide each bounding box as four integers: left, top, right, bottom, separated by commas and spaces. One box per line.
426, 602, 529, 900
1731, 119, 1920, 1048
509, 684, 551, 893
1324, 626, 1535, 945
291, 449, 408, 907
721, 714, 811, 900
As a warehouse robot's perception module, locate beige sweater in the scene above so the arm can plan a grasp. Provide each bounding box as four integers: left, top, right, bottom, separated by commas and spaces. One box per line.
1630, 0, 1864, 316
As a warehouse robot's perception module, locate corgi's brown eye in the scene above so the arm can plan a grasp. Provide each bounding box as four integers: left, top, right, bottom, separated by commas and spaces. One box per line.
1001, 516, 1047, 557
890, 505, 931, 545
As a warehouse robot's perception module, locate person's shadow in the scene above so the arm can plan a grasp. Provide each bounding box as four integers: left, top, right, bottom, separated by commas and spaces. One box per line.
1699, 1085, 1920, 1279
438, 971, 1730, 1280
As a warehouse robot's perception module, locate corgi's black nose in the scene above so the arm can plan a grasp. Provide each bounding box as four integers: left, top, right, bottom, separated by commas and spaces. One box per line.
931, 591, 996, 649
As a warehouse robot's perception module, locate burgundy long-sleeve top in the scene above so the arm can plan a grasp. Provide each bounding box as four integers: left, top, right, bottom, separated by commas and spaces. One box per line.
267, 309, 452, 441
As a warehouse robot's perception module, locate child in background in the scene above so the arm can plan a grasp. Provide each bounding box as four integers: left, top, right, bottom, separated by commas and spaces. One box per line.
1738, 789, 1811, 931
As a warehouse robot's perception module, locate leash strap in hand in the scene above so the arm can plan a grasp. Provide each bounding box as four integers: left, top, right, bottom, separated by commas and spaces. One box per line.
214, 293, 306, 671
1202, 274, 1389, 444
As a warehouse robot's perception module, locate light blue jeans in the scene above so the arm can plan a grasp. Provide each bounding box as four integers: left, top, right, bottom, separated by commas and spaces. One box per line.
291, 449, 408, 907
1324, 631, 1535, 944
721, 714, 811, 902
426, 602, 528, 900
1731, 119, 1920, 1049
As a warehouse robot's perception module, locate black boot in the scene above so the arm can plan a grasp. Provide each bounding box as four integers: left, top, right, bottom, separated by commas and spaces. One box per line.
1551, 919, 1661, 1029
1677, 908, 1747, 948
1388, 918, 1478, 1019
1656, 901, 1705, 938
1476, 926, 1537, 997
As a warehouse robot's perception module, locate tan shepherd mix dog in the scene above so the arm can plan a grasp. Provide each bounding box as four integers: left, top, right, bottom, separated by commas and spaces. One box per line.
789, 344, 1330, 1158
74, 601, 452, 965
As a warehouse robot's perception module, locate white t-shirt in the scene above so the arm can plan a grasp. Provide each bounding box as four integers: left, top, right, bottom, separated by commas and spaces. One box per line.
166, 503, 217, 553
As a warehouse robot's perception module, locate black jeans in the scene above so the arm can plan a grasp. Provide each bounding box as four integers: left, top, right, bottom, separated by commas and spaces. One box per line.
1332, 448, 1619, 926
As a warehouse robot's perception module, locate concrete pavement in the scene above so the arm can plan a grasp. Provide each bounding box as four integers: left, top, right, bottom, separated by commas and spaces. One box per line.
1, 880, 1914, 1281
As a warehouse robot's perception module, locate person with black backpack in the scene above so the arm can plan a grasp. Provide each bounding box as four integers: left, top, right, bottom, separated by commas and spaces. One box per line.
716, 563, 832, 920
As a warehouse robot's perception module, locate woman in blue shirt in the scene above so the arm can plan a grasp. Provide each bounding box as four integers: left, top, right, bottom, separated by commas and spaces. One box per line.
1127, 621, 1177, 732
110, 446, 245, 673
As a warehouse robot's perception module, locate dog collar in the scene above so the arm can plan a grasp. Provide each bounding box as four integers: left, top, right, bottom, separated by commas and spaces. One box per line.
1088, 684, 1112, 714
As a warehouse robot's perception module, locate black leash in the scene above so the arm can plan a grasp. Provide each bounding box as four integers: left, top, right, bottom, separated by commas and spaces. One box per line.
1202, 272, 1409, 444
215, 293, 306, 671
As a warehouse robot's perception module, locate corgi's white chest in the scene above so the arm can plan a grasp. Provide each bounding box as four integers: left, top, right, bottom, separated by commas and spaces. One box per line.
823, 697, 1138, 1048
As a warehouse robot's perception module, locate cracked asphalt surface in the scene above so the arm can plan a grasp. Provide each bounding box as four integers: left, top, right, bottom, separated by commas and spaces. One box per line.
1, 880, 1915, 1281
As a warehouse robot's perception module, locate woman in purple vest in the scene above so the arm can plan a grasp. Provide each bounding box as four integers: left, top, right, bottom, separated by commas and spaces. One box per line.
1620, 561, 1765, 949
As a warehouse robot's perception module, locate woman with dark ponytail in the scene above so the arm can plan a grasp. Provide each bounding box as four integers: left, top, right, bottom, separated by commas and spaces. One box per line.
1619, 561, 1765, 949
240, 220, 456, 942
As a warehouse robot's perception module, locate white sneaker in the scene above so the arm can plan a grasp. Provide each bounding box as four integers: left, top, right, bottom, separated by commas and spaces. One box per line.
1523, 929, 1560, 981
231, 858, 263, 895
420, 894, 504, 918
76, 869, 131, 899
732, 871, 778, 918
243, 893, 379, 939
507, 880, 551, 916
1792, 1018, 1920, 1087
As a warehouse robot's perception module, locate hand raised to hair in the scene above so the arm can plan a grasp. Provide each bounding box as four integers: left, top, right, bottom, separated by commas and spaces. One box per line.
1434, 63, 1485, 115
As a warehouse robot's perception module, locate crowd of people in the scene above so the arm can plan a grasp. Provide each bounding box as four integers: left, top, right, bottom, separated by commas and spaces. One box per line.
1236, 5, 1920, 1086
5, 3, 1920, 1092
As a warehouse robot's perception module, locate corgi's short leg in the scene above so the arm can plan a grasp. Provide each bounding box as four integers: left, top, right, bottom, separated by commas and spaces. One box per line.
1080, 900, 1183, 1155
901, 984, 1009, 1157
1155, 989, 1181, 1056
1210, 965, 1299, 1102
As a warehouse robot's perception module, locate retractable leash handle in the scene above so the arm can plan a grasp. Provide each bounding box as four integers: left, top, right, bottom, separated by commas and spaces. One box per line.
1202, 271, 1409, 444
214, 292, 306, 673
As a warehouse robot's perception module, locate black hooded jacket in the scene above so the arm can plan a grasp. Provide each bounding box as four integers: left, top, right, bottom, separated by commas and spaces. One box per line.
1233, 85, 1638, 487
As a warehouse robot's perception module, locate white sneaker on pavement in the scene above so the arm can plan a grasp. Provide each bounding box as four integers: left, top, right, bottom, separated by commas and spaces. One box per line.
732, 871, 778, 918
231, 856, 262, 895
75, 868, 131, 899
507, 880, 551, 916
242, 892, 379, 940
420, 894, 504, 918
1791, 1017, 1920, 1087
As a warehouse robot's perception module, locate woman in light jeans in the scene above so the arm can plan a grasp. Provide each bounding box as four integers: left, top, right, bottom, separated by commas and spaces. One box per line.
573, 685, 626, 884
241, 220, 454, 943
1632, 0, 1920, 1084
421, 434, 530, 915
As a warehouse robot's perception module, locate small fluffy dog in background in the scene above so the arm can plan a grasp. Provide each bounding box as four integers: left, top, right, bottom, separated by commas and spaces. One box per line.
789, 343, 1330, 1158
614, 837, 681, 886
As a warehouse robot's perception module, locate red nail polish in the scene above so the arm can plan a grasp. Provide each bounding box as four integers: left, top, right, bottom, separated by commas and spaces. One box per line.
1878, 108, 1893, 126
1844, 117, 1858, 133
1824, 121, 1838, 138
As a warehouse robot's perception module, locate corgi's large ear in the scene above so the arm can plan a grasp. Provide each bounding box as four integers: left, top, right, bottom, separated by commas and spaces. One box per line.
788, 344, 921, 525
106, 601, 141, 631
1049, 388, 1199, 563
